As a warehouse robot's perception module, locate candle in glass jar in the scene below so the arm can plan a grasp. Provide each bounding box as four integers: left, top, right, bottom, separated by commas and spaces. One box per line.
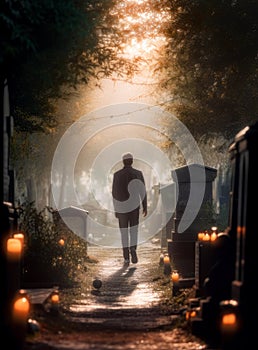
7, 238, 22, 260
12, 292, 30, 323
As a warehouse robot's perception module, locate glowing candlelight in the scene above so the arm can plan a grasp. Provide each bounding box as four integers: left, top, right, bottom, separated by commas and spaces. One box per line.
163, 254, 171, 275
221, 313, 237, 333
51, 291, 60, 304
203, 233, 210, 241
198, 232, 205, 240
46, 289, 60, 314
12, 290, 30, 323
210, 232, 217, 241
13, 233, 25, 247
186, 309, 197, 320
163, 254, 170, 264
7, 238, 22, 260
58, 238, 65, 246
171, 270, 179, 283
220, 299, 238, 333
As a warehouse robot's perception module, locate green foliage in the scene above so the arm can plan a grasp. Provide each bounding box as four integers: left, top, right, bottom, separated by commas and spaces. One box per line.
19, 202, 88, 287
156, 269, 196, 315
1, 0, 134, 133
158, 0, 258, 137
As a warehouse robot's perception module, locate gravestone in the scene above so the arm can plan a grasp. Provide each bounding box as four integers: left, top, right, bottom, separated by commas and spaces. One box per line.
165, 164, 217, 279
57, 206, 89, 241
172, 163, 217, 240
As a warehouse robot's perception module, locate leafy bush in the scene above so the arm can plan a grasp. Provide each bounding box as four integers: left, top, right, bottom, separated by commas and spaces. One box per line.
19, 202, 88, 287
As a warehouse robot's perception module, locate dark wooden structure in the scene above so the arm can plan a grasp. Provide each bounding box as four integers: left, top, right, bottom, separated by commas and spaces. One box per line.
224, 122, 258, 348
1, 80, 24, 349
160, 164, 217, 282
187, 121, 258, 349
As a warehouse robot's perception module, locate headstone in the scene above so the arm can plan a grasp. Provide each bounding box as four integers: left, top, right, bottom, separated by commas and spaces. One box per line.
172, 163, 217, 240
165, 164, 217, 279
55, 206, 89, 241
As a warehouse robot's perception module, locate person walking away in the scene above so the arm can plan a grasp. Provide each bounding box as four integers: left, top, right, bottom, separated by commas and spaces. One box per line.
112, 153, 147, 265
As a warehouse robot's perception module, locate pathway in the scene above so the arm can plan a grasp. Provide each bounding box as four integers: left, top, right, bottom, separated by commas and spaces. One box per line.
63, 241, 177, 330
24, 240, 212, 350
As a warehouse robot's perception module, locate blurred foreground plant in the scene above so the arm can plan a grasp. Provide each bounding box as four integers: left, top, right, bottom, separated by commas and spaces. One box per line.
18, 202, 88, 287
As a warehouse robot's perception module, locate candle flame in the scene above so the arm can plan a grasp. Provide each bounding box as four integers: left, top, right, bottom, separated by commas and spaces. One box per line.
51, 293, 60, 304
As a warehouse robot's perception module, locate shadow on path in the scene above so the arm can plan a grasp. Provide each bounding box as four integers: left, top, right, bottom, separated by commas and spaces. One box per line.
91, 265, 138, 304
60, 243, 178, 329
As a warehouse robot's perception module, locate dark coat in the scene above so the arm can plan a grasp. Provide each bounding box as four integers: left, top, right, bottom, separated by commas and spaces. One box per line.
112, 165, 147, 216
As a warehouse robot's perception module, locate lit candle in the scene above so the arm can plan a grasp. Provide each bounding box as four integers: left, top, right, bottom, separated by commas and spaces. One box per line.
51, 291, 59, 305
221, 313, 237, 333
198, 232, 205, 240
163, 254, 171, 275
171, 270, 179, 283
59, 238, 65, 246
203, 233, 210, 241
210, 232, 217, 241
48, 289, 60, 314
12, 290, 30, 323
163, 254, 170, 264
7, 238, 22, 260
13, 233, 25, 247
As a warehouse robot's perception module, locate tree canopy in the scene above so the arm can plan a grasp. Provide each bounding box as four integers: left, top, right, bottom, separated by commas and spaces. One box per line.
157, 0, 258, 138
1, 0, 134, 133
3, 0, 258, 138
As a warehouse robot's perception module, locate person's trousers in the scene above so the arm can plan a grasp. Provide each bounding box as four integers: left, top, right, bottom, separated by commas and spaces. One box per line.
117, 209, 139, 260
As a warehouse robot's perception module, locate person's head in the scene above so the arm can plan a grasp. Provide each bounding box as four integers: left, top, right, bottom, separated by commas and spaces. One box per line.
122, 152, 133, 166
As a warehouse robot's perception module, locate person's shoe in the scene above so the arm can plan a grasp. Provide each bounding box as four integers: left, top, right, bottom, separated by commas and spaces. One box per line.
131, 249, 138, 264
124, 259, 130, 266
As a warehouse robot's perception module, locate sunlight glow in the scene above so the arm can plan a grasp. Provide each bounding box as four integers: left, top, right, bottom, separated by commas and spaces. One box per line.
112, 0, 170, 61
60, 1, 176, 229
123, 37, 167, 59
126, 0, 146, 4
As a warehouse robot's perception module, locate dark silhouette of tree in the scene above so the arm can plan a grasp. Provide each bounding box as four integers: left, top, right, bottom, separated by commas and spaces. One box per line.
156, 0, 258, 137
0, 0, 134, 133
